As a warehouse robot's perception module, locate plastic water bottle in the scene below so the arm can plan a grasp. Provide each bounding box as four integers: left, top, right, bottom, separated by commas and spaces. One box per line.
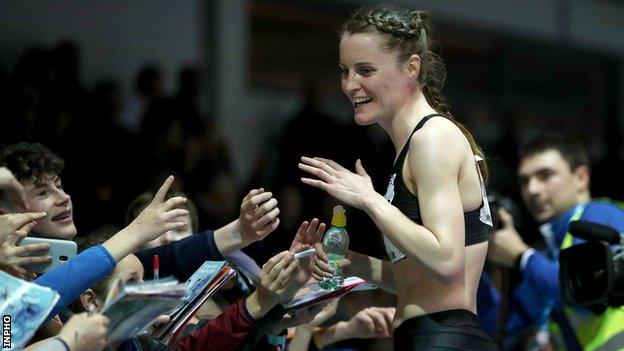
319, 205, 349, 291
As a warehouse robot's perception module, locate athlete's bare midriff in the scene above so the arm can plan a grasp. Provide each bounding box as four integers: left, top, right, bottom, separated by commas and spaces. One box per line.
392, 241, 488, 328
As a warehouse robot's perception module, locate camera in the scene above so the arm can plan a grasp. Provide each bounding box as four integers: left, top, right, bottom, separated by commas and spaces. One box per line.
559, 221, 624, 313
487, 192, 522, 231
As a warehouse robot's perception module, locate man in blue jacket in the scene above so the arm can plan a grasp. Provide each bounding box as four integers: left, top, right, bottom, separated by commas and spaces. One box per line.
486, 132, 624, 350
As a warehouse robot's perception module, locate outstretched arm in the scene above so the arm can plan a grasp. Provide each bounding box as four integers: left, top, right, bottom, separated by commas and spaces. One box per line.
138, 188, 280, 281
35, 177, 187, 321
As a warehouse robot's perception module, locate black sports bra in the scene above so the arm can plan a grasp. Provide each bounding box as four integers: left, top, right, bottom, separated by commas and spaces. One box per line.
382, 114, 493, 263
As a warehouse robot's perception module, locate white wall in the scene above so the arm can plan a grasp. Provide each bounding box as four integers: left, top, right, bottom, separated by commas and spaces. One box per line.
0, 0, 204, 96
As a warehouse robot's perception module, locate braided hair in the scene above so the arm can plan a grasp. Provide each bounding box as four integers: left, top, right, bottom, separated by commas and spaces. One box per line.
342, 4, 488, 181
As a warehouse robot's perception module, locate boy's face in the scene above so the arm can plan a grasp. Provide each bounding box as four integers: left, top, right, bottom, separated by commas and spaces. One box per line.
102, 254, 145, 307
86, 254, 145, 312
22, 173, 77, 239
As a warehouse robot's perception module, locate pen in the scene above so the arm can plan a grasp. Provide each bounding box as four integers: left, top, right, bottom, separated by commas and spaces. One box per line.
294, 248, 316, 260
261, 248, 318, 270
153, 254, 159, 280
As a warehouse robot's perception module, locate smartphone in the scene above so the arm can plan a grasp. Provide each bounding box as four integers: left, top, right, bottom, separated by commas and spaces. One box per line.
17, 236, 77, 274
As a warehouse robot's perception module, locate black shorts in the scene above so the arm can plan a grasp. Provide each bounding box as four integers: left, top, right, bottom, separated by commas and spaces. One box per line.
393, 309, 500, 351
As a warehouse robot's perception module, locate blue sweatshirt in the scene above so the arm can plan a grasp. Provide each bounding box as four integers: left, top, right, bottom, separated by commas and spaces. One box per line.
35, 244, 116, 320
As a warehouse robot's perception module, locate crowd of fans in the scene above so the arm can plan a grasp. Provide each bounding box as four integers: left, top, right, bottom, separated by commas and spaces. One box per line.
0, 40, 397, 351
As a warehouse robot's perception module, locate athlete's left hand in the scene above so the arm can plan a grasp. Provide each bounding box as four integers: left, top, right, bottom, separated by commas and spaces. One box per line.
299, 157, 378, 209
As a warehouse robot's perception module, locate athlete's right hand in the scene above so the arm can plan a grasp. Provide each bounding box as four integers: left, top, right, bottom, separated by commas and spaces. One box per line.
299, 157, 378, 210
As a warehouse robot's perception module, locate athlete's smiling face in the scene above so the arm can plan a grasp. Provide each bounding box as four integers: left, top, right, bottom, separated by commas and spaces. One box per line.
339, 32, 415, 126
